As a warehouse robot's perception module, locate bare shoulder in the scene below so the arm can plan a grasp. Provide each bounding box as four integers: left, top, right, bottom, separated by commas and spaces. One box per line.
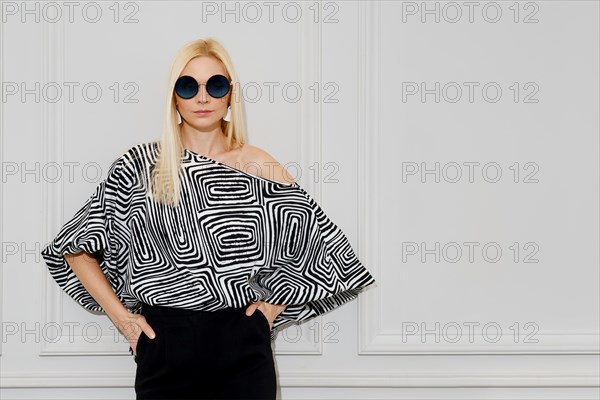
239, 144, 296, 185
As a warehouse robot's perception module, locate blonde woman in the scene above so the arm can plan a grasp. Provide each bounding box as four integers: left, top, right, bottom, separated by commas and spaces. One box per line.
41, 37, 376, 400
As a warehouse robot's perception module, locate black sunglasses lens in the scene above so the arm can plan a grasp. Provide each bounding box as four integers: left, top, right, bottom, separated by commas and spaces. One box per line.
175, 76, 198, 99
206, 75, 230, 98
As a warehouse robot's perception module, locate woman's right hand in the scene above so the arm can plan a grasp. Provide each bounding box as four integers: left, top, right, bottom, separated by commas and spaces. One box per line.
111, 311, 156, 356
61, 252, 156, 356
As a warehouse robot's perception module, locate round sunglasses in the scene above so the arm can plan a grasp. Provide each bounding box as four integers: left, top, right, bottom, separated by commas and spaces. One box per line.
174, 74, 232, 99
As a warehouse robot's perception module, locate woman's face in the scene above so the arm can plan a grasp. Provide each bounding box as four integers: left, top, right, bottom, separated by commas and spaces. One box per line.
175, 56, 231, 131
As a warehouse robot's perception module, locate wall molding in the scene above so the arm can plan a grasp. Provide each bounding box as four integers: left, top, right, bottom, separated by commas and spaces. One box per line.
356, 0, 600, 355
39, 1, 325, 357
0, 0, 4, 358
2, 370, 599, 388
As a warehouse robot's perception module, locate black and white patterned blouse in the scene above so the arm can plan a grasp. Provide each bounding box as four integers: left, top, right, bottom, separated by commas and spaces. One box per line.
41, 141, 376, 345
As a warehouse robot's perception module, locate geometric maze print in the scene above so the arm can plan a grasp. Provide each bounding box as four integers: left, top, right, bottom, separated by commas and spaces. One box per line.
41, 141, 376, 339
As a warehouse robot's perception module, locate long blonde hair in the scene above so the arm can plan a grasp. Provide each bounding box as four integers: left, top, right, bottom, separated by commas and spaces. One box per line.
150, 37, 247, 207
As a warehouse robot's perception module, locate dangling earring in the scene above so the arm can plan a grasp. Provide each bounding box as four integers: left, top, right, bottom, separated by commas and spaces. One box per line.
176, 105, 182, 124
223, 105, 231, 122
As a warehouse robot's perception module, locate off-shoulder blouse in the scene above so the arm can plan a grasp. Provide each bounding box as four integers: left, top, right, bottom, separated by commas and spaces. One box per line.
41, 141, 376, 344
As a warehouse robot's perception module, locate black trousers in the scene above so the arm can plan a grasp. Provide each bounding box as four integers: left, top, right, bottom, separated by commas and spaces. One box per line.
133, 302, 277, 400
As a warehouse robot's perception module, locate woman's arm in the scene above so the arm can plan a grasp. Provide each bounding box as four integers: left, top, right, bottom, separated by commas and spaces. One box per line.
64, 251, 128, 319
64, 251, 155, 343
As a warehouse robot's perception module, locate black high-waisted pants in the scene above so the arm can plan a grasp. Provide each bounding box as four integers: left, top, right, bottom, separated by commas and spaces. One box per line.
133, 302, 277, 400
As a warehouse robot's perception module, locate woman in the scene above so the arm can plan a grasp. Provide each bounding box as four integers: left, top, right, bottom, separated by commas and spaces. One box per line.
41, 38, 376, 400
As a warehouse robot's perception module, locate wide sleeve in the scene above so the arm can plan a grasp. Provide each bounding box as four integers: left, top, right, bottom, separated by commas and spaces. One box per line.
40, 153, 138, 314
249, 185, 376, 333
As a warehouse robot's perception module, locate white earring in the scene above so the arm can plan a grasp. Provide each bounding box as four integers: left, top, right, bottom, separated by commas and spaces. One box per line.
223, 106, 231, 122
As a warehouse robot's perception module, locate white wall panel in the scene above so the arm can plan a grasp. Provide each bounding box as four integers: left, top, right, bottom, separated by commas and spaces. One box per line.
1, 1, 598, 399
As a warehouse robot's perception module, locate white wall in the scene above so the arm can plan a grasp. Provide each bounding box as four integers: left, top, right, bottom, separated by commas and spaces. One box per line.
1, 1, 599, 399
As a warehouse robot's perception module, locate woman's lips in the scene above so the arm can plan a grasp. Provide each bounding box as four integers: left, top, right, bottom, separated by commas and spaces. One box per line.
193, 110, 213, 115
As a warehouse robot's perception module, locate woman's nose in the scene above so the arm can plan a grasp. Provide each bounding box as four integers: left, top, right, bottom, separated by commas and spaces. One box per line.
195, 84, 210, 102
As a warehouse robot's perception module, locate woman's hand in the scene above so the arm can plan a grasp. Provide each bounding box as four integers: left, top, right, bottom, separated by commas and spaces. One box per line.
110, 311, 156, 356
245, 301, 287, 329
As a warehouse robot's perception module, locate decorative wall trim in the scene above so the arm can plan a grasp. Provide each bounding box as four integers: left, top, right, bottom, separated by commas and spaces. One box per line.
39, 2, 325, 357
2, 370, 599, 388
356, 0, 382, 355
0, 0, 4, 358
356, 0, 600, 355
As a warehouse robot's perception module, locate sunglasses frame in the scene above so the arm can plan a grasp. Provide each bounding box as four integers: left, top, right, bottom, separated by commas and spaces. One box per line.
174, 74, 233, 99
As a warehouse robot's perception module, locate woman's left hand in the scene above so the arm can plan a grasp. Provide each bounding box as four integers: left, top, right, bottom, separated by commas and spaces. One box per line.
245, 301, 287, 329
